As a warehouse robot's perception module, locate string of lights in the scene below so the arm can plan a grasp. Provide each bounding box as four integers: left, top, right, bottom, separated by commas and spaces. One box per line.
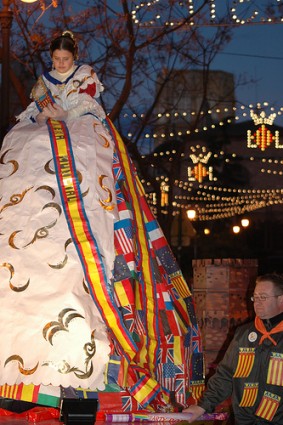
131, 0, 283, 28
128, 103, 283, 143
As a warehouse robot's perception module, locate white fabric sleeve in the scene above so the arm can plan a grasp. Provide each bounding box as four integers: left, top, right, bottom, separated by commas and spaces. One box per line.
67, 98, 106, 121
16, 101, 39, 122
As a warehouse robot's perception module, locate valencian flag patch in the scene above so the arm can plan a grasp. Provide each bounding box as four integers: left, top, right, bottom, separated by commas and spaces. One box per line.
255, 391, 281, 421
267, 352, 283, 386
233, 348, 255, 378
239, 383, 258, 407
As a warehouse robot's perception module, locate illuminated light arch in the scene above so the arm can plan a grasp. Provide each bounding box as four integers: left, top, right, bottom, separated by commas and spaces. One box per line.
131, 0, 283, 27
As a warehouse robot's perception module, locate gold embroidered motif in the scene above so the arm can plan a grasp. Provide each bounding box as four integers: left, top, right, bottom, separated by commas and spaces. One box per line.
98, 175, 115, 211
82, 278, 90, 294
0, 187, 33, 214
0, 150, 19, 180
36, 185, 56, 197
0, 263, 30, 292
97, 132, 110, 148
42, 327, 96, 379
43, 308, 85, 345
8, 186, 61, 249
44, 159, 55, 174
9, 219, 58, 249
48, 238, 72, 269
4, 355, 39, 376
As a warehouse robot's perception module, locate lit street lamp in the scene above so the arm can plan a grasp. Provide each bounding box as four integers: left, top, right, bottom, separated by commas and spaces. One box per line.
0, 0, 38, 143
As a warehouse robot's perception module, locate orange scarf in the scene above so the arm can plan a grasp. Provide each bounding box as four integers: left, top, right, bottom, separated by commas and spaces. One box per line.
255, 316, 283, 345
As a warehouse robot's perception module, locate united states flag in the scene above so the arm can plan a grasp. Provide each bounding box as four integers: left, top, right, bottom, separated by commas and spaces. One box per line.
115, 226, 134, 254
157, 363, 175, 391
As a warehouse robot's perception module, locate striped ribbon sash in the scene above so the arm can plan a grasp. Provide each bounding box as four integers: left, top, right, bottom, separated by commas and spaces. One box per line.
46, 118, 137, 362
32, 76, 137, 363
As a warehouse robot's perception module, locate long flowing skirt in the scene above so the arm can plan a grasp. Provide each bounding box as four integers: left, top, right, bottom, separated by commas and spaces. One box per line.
0, 116, 204, 411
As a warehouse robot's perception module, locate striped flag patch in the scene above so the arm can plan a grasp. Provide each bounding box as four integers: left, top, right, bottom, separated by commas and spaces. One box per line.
239, 382, 258, 407
233, 347, 255, 378
255, 391, 281, 421
267, 352, 283, 386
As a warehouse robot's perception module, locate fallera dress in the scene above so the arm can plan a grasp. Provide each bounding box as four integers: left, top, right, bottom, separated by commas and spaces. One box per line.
0, 64, 204, 412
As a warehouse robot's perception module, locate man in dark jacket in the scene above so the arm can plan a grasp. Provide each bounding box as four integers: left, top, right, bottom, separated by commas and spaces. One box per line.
184, 273, 283, 425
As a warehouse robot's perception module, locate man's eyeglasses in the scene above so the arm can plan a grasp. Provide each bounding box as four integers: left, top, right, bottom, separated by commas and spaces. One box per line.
250, 294, 282, 302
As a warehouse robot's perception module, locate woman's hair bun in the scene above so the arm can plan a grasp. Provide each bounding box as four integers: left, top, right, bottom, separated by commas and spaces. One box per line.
62, 30, 75, 41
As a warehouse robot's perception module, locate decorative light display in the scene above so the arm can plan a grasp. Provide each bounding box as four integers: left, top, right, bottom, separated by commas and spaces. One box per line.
134, 102, 283, 221
188, 149, 214, 183
128, 2, 283, 223
128, 103, 283, 143
247, 109, 281, 151
131, 0, 283, 27
160, 181, 169, 206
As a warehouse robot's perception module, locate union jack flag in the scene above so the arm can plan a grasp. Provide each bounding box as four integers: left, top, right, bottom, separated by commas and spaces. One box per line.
158, 334, 175, 363
174, 364, 186, 405
122, 305, 135, 333
191, 325, 203, 353
112, 151, 123, 180
115, 186, 125, 205
121, 395, 142, 412
121, 395, 133, 412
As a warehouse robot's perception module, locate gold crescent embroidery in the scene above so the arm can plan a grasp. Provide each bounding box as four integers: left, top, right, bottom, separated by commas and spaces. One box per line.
42, 330, 96, 379
0, 263, 30, 292
43, 308, 85, 346
0, 150, 19, 179
82, 278, 90, 294
100, 134, 110, 148
35, 185, 56, 198
4, 355, 39, 376
93, 125, 110, 148
98, 175, 115, 211
0, 187, 33, 214
9, 219, 58, 249
44, 159, 55, 174
73, 75, 93, 89
48, 238, 72, 269
42, 202, 62, 215
8, 188, 61, 249
9, 231, 21, 249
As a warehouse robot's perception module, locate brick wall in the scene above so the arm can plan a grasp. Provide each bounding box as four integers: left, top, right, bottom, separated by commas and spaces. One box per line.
192, 258, 258, 375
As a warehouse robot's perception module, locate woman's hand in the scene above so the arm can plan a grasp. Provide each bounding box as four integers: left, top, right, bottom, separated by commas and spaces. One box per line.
39, 104, 68, 123
36, 104, 68, 125
36, 110, 49, 126
182, 405, 205, 423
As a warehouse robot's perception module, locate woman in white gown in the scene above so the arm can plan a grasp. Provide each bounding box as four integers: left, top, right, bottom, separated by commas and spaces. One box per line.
0, 31, 204, 413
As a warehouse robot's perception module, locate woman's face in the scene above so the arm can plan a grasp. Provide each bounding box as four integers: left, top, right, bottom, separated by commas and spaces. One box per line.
52, 49, 74, 74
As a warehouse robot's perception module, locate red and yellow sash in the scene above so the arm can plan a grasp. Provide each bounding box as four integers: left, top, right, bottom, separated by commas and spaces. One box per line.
46, 118, 137, 362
